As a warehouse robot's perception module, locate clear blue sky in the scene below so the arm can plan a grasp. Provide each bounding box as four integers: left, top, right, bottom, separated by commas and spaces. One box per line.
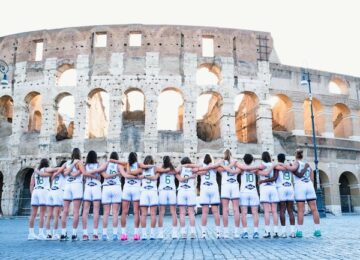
1, 0, 359, 76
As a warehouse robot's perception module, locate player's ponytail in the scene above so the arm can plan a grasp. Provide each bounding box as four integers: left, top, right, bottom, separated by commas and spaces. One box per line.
295, 149, 303, 160
224, 149, 231, 162
71, 148, 81, 163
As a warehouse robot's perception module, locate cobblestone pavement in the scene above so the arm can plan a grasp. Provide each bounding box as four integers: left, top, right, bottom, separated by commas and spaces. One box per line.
0, 215, 359, 260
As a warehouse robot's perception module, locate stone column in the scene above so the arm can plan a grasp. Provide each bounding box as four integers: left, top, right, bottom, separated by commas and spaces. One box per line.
183, 97, 198, 155
38, 102, 55, 155
349, 113, 360, 141
107, 87, 123, 153
143, 90, 158, 155
220, 97, 237, 152
320, 106, 334, 138
291, 102, 305, 136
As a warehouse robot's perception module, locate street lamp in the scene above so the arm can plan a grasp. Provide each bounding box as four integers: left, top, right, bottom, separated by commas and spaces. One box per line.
301, 68, 326, 218
0, 59, 9, 86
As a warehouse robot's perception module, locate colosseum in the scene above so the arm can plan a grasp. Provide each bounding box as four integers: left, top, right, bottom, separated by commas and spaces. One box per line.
0, 24, 359, 216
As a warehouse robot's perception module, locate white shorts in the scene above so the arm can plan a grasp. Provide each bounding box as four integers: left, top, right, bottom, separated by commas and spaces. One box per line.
177, 189, 196, 207
277, 186, 295, 202
63, 183, 83, 201
102, 185, 122, 204
122, 187, 141, 202
31, 188, 49, 206
140, 190, 159, 207
239, 192, 259, 207
200, 187, 220, 205
260, 185, 279, 204
294, 182, 317, 202
158, 189, 177, 206
221, 185, 240, 200
46, 189, 64, 206
83, 185, 102, 202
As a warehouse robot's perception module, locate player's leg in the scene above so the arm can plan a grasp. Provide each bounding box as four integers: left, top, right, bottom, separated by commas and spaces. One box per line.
251, 206, 260, 239
296, 201, 305, 237
286, 201, 296, 238
120, 200, 129, 239
188, 206, 196, 239
221, 198, 230, 238
72, 199, 81, 240
140, 206, 148, 240
82, 200, 90, 240
170, 205, 178, 238
279, 201, 287, 237
262, 203, 271, 238
61, 200, 70, 240
158, 205, 166, 238
102, 204, 110, 240
111, 203, 120, 240
28, 205, 39, 240
150, 205, 157, 239
45, 206, 53, 239
201, 205, 209, 238
93, 200, 100, 240
133, 200, 141, 239
232, 199, 240, 238
179, 205, 186, 238
308, 200, 321, 237
211, 204, 221, 238
53, 206, 61, 239
271, 202, 279, 238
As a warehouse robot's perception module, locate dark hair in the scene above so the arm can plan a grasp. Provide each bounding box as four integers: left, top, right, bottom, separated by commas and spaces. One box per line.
181, 157, 191, 165
71, 148, 81, 162
295, 149, 303, 160
203, 154, 212, 165
163, 156, 175, 171
243, 154, 253, 165
224, 149, 231, 161
144, 155, 154, 165
277, 153, 286, 163
128, 152, 138, 166
110, 151, 119, 160
38, 158, 50, 170
262, 151, 271, 163
57, 160, 67, 167
86, 150, 98, 164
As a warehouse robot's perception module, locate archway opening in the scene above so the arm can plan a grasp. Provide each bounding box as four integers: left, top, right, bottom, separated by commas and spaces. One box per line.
56, 64, 77, 86
235, 92, 258, 143
157, 88, 184, 131
270, 94, 294, 132
55, 93, 75, 141
333, 103, 352, 138
196, 92, 222, 142
328, 77, 348, 95
16, 168, 34, 216
196, 63, 222, 85
0, 171, 3, 216
0, 95, 13, 137
25, 92, 42, 133
86, 89, 109, 139
339, 172, 359, 213
303, 97, 325, 136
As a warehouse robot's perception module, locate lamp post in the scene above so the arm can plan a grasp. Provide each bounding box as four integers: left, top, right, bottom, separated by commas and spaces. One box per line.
301, 68, 326, 218
0, 59, 9, 86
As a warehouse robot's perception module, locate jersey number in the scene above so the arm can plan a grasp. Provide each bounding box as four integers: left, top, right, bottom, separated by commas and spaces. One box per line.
246, 174, 254, 183
36, 175, 43, 185
283, 171, 291, 180
165, 175, 171, 184
205, 172, 211, 180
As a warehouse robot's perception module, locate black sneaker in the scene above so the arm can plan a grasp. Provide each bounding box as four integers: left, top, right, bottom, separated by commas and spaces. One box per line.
60, 234, 69, 241
71, 234, 78, 241
46, 234, 52, 240
273, 233, 279, 239
263, 232, 271, 238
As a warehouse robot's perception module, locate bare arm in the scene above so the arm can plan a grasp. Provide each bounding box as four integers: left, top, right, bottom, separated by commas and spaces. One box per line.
30, 174, 35, 194
71, 161, 85, 177
258, 170, 279, 185
292, 163, 310, 178
220, 165, 241, 174
285, 161, 299, 172
109, 159, 127, 166
256, 165, 275, 176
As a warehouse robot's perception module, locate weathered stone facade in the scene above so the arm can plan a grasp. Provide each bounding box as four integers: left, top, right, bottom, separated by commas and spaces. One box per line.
0, 24, 359, 216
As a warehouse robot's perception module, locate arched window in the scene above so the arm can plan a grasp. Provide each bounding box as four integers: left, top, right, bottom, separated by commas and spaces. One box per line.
303, 98, 325, 136
196, 64, 221, 86
122, 88, 145, 121
25, 92, 42, 133
57, 64, 77, 86
86, 89, 109, 138
270, 94, 294, 132
55, 93, 75, 141
333, 103, 352, 138
235, 92, 258, 143
339, 172, 359, 213
0, 95, 13, 123
157, 88, 184, 131
328, 77, 348, 95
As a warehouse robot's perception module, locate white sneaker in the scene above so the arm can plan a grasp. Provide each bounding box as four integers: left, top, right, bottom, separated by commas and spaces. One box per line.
53, 234, 60, 240
223, 232, 229, 239
234, 231, 240, 239
216, 232, 221, 239
201, 232, 206, 239
172, 231, 178, 239
157, 232, 164, 239
28, 233, 38, 240
190, 232, 196, 239
181, 233, 187, 239
38, 233, 46, 240
281, 232, 287, 238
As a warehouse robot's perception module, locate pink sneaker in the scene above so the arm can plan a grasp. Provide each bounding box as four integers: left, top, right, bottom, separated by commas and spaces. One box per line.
133, 234, 140, 241
121, 234, 128, 241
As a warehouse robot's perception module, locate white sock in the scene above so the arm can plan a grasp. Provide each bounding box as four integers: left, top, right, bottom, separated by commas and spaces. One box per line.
172, 227, 177, 233
39, 228, 44, 235
254, 227, 258, 233
223, 227, 228, 234
265, 225, 270, 233
93, 229, 98, 235
190, 226, 195, 234
235, 227, 240, 234
314, 224, 320, 231
297, 224, 303, 232
29, 228, 34, 234
201, 226, 206, 233
281, 225, 286, 233
72, 228, 77, 236
46, 229, 51, 235
102, 228, 107, 235
150, 228, 155, 236
158, 227, 163, 234
181, 227, 186, 234
54, 229, 59, 235
142, 228, 147, 235
243, 227, 248, 233
121, 228, 126, 235
290, 225, 295, 233
83, 229, 88, 235
61, 228, 67, 235
134, 228, 139, 235
215, 226, 220, 233
113, 227, 118, 235
273, 225, 278, 233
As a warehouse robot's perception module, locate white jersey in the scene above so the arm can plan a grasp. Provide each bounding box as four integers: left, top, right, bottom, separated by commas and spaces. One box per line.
221, 160, 238, 185
34, 168, 51, 190
51, 173, 65, 190
201, 164, 218, 188
124, 162, 141, 188
85, 163, 101, 186
65, 161, 83, 184
103, 162, 121, 186
159, 171, 176, 191
294, 160, 312, 184
259, 162, 275, 187
178, 167, 195, 191
240, 170, 257, 193
276, 169, 293, 188
141, 167, 157, 191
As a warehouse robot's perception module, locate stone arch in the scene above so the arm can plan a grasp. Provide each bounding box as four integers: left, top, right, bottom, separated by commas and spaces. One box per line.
15, 168, 34, 216
303, 97, 325, 136
86, 88, 109, 139
55, 92, 75, 141
234, 91, 259, 143
328, 77, 349, 95
122, 88, 145, 122
25, 91, 42, 133
332, 103, 352, 138
313, 170, 331, 209
196, 63, 222, 85
0, 171, 3, 215
339, 171, 359, 213
157, 87, 184, 131
56, 64, 77, 86
0, 95, 13, 137
270, 94, 294, 132
196, 91, 223, 142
